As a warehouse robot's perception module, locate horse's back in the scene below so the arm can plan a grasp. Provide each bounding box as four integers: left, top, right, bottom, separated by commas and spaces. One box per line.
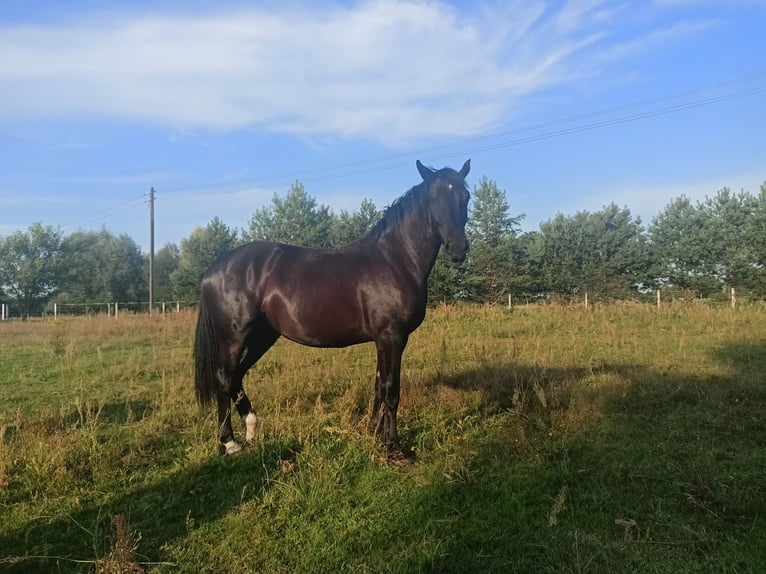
202, 240, 425, 347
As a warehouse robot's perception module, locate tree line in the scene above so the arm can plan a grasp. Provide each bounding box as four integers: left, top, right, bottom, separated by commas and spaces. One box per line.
1, 176, 765, 319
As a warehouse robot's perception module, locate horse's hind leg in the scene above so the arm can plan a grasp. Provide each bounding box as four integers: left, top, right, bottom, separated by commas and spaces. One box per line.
221, 319, 280, 452
216, 386, 242, 455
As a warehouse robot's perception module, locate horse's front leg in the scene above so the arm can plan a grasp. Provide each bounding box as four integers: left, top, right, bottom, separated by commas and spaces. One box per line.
368, 366, 383, 435
372, 335, 412, 463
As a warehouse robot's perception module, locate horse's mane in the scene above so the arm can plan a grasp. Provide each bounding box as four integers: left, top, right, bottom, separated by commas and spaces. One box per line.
360, 180, 430, 243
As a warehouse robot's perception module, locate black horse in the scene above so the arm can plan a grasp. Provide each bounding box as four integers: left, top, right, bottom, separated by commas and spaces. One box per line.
194, 159, 470, 461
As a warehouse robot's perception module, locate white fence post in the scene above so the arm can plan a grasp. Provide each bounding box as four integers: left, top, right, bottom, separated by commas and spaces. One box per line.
731, 287, 736, 310
656, 289, 661, 309
115, 302, 119, 320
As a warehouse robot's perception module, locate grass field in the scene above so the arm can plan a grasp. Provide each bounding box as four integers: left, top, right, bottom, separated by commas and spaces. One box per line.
1, 302, 765, 573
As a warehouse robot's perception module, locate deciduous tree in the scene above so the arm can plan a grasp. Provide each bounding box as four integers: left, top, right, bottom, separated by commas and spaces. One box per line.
57, 228, 146, 306
0, 223, 62, 319
151, 243, 181, 302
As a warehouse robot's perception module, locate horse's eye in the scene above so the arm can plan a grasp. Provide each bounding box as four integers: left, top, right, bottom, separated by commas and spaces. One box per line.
447, 183, 453, 190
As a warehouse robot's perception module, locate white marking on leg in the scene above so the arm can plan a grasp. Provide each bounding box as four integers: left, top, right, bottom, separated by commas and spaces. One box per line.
224, 440, 242, 455
244, 412, 257, 442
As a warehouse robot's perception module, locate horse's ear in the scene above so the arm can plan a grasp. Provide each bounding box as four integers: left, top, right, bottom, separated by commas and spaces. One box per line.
459, 159, 471, 178
416, 160, 434, 181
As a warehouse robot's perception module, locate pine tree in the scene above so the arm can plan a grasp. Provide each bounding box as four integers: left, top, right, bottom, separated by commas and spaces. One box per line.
465, 177, 524, 302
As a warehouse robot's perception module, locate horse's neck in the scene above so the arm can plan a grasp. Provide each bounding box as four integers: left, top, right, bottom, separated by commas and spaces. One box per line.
387, 208, 441, 283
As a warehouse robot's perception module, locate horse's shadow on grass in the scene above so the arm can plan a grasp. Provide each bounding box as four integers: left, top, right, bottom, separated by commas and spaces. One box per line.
0, 439, 298, 574
395, 341, 766, 572
427, 361, 647, 410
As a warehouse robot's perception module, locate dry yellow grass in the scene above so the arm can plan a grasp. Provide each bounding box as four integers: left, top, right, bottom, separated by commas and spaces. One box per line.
1, 301, 765, 573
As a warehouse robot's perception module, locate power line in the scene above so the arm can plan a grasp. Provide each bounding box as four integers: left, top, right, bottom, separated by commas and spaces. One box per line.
305, 71, 766, 172
284, 86, 766, 183
55, 71, 766, 225
60, 193, 147, 231
159, 71, 766, 198
423, 86, 766, 164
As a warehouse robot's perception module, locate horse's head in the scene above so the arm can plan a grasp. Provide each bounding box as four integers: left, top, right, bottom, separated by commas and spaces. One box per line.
417, 159, 471, 263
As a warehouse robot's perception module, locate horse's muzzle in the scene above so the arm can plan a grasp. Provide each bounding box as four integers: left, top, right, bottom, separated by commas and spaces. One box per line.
445, 238, 469, 263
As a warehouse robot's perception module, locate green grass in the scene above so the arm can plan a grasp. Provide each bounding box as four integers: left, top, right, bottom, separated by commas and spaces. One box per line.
1, 303, 765, 573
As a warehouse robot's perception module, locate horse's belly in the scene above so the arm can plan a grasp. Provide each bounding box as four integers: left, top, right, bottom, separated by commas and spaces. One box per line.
283, 329, 371, 348
264, 294, 372, 348
280, 315, 372, 348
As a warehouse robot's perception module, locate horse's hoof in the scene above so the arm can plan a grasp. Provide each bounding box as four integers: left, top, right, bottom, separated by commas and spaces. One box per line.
387, 449, 416, 466
223, 440, 243, 455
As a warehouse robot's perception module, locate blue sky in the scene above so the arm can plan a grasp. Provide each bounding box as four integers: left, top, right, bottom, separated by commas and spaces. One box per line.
1, 0, 764, 252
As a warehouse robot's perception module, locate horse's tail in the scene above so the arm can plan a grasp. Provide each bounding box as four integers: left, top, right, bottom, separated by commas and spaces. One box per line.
194, 293, 218, 407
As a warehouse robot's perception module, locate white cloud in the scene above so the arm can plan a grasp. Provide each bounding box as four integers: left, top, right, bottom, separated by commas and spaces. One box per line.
1, 0, 726, 145
0, 1, 650, 144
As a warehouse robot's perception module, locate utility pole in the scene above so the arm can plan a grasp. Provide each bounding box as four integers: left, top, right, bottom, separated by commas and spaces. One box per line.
149, 187, 155, 314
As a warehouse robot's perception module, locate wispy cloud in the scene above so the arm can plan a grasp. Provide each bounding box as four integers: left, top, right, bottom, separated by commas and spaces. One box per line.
596, 19, 718, 62
551, 0, 615, 33
0, 1, 715, 144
